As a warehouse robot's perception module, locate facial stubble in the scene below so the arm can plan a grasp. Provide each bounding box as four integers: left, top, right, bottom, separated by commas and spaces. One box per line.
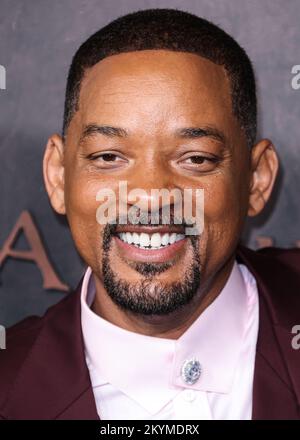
101, 223, 201, 316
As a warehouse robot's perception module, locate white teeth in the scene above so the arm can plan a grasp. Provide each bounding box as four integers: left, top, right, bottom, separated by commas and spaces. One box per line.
161, 233, 169, 246
133, 232, 140, 245
126, 232, 134, 244
118, 232, 186, 249
151, 232, 161, 247
169, 233, 177, 244
140, 233, 150, 247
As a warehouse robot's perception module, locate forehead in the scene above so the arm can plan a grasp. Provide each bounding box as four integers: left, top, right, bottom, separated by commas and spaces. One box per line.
73, 50, 236, 137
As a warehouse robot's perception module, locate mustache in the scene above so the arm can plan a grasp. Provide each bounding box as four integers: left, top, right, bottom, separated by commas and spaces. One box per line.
107, 208, 195, 232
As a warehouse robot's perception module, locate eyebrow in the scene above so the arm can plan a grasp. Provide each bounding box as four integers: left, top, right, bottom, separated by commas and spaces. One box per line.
175, 126, 226, 144
79, 124, 226, 145
79, 124, 128, 144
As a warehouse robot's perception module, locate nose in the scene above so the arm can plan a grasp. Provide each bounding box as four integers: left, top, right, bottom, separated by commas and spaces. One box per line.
119, 160, 182, 218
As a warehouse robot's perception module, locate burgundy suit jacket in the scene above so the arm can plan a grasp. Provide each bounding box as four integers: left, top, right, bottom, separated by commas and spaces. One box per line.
0, 245, 300, 420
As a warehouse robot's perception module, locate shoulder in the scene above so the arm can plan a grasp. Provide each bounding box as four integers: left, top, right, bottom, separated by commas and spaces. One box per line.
237, 244, 300, 325
256, 245, 300, 270
0, 288, 79, 414
0, 314, 44, 410
237, 243, 300, 271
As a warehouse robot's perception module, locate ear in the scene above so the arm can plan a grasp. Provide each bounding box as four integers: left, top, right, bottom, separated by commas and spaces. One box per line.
248, 139, 279, 217
43, 133, 66, 215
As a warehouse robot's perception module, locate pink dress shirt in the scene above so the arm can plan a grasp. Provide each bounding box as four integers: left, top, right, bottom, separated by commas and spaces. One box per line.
80, 261, 259, 419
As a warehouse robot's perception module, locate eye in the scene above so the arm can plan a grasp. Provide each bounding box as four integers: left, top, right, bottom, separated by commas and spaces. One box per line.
179, 154, 220, 172
101, 153, 119, 162
87, 151, 128, 169
185, 156, 207, 164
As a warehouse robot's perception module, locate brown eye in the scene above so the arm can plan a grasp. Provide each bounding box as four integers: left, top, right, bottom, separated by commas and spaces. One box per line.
101, 153, 118, 162
86, 151, 128, 170
178, 154, 220, 173
188, 156, 206, 164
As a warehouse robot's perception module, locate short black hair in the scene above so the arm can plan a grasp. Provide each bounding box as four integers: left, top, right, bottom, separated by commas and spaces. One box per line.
63, 8, 257, 147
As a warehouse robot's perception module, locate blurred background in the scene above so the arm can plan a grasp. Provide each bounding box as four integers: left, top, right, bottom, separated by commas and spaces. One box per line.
0, 0, 300, 327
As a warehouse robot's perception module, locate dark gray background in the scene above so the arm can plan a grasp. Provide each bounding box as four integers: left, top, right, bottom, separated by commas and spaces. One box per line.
1, 0, 299, 327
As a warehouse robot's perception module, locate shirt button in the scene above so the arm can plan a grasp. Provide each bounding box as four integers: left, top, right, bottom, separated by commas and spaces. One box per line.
181, 358, 202, 385
182, 389, 196, 402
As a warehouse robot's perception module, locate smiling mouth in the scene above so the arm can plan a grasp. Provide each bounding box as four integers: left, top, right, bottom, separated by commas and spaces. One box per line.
111, 226, 188, 262
117, 231, 186, 250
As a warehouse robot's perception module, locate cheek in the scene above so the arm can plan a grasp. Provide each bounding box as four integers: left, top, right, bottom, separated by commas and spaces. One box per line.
66, 178, 99, 225
64, 173, 109, 262
202, 174, 245, 245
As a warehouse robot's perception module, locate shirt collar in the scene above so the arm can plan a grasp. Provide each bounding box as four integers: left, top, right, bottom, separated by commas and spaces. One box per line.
81, 261, 254, 415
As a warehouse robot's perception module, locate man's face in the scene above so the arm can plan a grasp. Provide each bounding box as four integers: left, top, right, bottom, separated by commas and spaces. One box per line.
60, 50, 251, 315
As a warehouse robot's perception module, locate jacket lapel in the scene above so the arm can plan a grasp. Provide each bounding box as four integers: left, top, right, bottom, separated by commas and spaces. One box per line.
2, 279, 100, 420
237, 245, 300, 419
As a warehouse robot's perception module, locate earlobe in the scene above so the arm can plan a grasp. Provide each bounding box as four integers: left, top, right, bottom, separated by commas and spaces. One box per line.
43, 134, 66, 215
247, 139, 279, 217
